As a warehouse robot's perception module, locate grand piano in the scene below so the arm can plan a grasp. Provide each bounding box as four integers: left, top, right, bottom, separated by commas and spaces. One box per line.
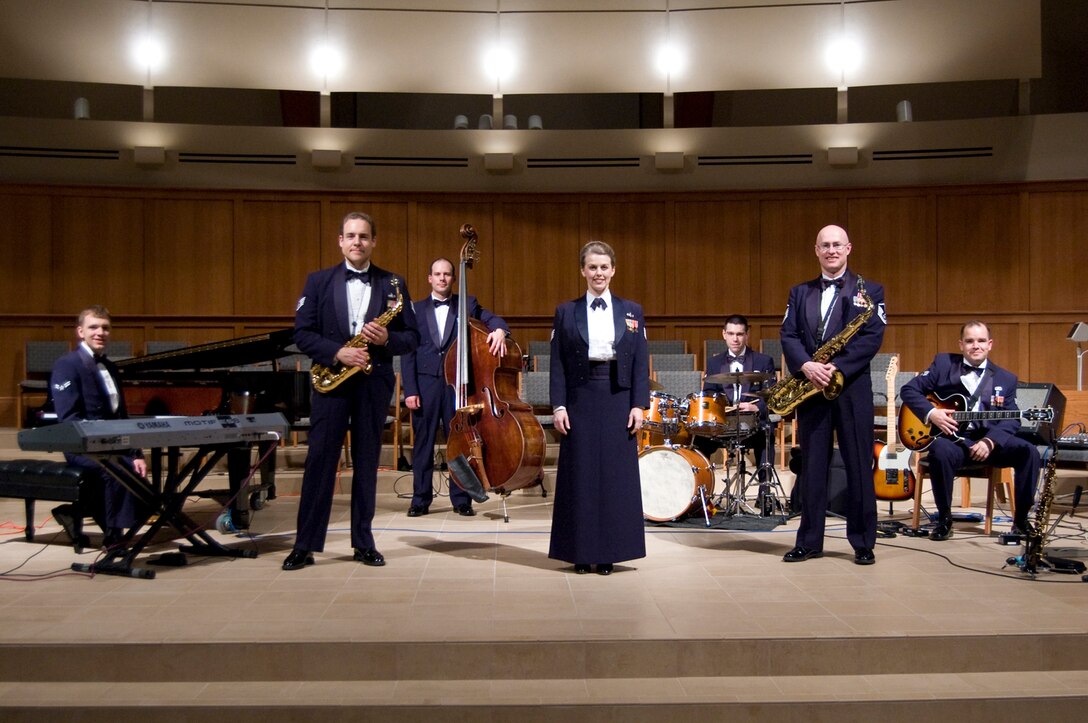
115, 328, 310, 423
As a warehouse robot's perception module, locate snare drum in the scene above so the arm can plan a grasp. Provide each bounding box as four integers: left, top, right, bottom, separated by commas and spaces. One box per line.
638, 446, 715, 522
684, 391, 731, 436
721, 411, 759, 439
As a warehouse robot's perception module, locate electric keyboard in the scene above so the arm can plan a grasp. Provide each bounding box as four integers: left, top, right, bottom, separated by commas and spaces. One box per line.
18, 413, 288, 454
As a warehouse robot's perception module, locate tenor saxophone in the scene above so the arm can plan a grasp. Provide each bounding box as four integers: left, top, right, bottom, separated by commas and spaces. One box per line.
766, 277, 874, 415
310, 279, 403, 393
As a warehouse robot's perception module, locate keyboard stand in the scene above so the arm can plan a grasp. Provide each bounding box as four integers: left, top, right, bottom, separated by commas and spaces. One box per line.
71, 442, 264, 580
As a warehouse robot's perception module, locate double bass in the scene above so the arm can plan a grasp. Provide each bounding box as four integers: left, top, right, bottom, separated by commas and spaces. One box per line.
445, 224, 546, 503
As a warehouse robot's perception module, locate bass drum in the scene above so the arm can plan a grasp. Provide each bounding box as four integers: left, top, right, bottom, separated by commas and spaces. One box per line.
638, 446, 715, 522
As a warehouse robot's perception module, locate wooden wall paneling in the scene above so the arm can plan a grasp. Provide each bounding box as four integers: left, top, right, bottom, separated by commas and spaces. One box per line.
846, 195, 932, 315
1028, 190, 1088, 312
879, 322, 931, 374
494, 201, 583, 318
144, 199, 235, 316
935, 193, 1022, 313
585, 201, 668, 316
671, 201, 756, 317
0, 193, 52, 314
757, 198, 841, 315
325, 201, 411, 288
235, 200, 321, 317
52, 196, 145, 315
1026, 322, 1079, 389
935, 320, 1021, 371
411, 202, 495, 306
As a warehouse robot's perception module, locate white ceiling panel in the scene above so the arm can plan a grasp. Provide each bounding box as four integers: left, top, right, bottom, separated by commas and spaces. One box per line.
0, 0, 1042, 94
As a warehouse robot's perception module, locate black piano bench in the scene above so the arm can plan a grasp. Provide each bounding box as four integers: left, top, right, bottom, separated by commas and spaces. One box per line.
0, 460, 91, 552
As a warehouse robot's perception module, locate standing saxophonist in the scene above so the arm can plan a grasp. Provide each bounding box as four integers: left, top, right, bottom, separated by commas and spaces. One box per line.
778, 225, 886, 565
284, 212, 419, 571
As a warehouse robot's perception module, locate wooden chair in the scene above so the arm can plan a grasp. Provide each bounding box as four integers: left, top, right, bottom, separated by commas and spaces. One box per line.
647, 340, 687, 355
106, 340, 133, 360
649, 353, 696, 374
911, 457, 1014, 535
704, 338, 727, 362
759, 339, 790, 469
17, 341, 70, 429
527, 340, 550, 359
520, 370, 553, 428
653, 370, 703, 399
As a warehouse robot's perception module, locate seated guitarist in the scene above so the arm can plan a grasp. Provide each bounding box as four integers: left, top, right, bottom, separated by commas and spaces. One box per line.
900, 320, 1040, 540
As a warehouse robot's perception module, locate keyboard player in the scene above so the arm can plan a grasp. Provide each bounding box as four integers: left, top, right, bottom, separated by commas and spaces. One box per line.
49, 305, 145, 548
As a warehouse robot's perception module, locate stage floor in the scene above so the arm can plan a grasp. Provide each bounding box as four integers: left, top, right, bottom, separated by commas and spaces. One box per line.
2, 464, 1086, 648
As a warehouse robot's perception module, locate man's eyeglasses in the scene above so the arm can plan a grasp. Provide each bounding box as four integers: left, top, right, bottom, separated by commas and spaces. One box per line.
817, 242, 848, 251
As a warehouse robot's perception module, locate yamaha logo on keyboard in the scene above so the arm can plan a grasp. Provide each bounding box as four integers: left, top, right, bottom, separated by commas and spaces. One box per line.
136, 420, 172, 429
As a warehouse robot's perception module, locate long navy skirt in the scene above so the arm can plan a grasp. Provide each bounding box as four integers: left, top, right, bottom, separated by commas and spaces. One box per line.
549, 365, 646, 565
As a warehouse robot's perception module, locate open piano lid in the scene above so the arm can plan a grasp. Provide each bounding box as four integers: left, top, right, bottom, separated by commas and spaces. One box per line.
116, 328, 298, 373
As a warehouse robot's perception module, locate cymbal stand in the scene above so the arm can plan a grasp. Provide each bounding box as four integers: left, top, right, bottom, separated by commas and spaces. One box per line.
740, 423, 790, 517
716, 436, 757, 516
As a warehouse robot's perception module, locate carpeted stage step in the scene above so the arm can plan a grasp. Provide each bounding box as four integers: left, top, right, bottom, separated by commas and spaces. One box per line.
2, 635, 1086, 721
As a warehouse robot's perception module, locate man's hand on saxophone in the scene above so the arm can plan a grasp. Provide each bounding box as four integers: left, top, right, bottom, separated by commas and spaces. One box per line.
801, 361, 838, 390
336, 345, 371, 368
359, 320, 389, 346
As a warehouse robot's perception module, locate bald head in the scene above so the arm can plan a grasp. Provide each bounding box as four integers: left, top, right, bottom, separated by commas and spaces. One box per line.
815, 225, 851, 277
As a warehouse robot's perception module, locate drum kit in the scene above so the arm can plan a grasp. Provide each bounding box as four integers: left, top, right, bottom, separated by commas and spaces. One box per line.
638, 370, 789, 525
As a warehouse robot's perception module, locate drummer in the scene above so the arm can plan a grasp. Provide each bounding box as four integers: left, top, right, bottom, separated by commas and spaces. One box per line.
695, 315, 777, 479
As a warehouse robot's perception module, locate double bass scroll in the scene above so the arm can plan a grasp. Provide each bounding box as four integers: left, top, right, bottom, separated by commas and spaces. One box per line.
444, 224, 546, 500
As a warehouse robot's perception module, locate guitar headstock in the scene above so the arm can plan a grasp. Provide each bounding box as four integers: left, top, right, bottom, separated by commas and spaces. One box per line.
885, 353, 899, 382
459, 223, 480, 271
1025, 406, 1055, 423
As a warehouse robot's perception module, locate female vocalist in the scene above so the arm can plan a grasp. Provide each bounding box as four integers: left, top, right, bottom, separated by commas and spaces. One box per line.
548, 241, 650, 575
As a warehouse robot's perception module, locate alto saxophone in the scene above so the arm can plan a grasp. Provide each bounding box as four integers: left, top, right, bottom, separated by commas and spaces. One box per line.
1020, 452, 1057, 575
310, 279, 403, 393
766, 277, 874, 415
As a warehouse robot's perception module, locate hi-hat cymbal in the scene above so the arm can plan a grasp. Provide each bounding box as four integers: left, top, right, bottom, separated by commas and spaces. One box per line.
703, 370, 773, 385
649, 378, 665, 391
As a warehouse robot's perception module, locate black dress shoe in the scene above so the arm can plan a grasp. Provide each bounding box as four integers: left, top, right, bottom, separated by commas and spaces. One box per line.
930, 518, 954, 542
453, 504, 476, 517
782, 546, 823, 562
854, 547, 876, 565
1010, 521, 1027, 536
407, 505, 429, 518
282, 549, 314, 571
52, 505, 90, 552
354, 548, 386, 567
573, 564, 591, 574
596, 563, 613, 576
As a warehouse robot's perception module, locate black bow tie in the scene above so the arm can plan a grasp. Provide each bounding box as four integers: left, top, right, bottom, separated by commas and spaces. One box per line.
729, 354, 743, 362
433, 298, 450, 308
590, 297, 607, 311
92, 354, 107, 363
963, 363, 984, 376
821, 277, 843, 290
346, 269, 370, 283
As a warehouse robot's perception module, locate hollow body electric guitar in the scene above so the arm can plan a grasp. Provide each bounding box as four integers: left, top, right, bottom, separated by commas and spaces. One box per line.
897, 392, 1054, 452
872, 355, 915, 501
